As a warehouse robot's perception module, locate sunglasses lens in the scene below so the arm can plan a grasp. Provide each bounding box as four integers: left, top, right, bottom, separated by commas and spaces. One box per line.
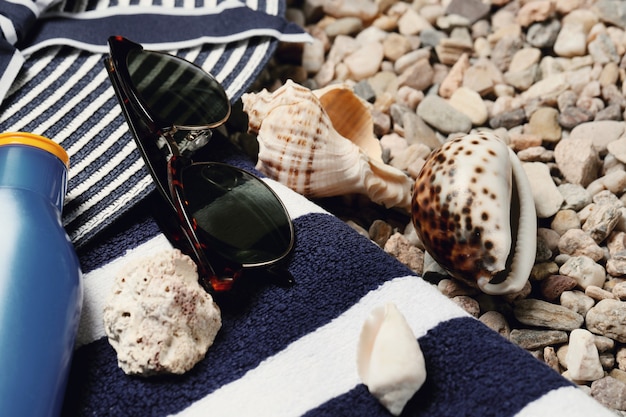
181, 163, 293, 266
126, 49, 230, 127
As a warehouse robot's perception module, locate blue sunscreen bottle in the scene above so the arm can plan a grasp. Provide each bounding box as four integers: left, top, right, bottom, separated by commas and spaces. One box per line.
0, 132, 83, 416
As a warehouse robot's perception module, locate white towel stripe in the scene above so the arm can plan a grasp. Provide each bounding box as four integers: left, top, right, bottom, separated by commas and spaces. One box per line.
172, 276, 465, 417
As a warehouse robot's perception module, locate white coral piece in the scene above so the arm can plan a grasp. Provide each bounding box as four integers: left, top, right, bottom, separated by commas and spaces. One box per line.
357, 303, 426, 416
103, 249, 221, 376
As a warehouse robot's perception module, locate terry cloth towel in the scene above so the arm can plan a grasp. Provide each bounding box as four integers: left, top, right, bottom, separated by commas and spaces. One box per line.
66, 149, 615, 417
0, 0, 617, 415
0, 0, 310, 247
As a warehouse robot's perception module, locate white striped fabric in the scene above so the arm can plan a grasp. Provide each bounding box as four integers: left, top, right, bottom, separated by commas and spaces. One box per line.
65, 177, 615, 417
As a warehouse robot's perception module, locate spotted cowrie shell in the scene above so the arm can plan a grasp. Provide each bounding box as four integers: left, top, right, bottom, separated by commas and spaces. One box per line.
412, 132, 536, 295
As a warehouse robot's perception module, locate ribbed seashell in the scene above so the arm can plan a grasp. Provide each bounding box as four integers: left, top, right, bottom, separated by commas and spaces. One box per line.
412, 132, 537, 295
357, 303, 426, 416
241, 80, 413, 210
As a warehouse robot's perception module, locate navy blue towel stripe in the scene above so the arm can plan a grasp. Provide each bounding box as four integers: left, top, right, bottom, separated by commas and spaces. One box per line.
64, 212, 414, 416
304, 317, 574, 417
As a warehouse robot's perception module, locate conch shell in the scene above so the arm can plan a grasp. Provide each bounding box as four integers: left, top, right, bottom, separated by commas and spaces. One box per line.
357, 303, 426, 416
412, 132, 537, 295
242, 80, 413, 210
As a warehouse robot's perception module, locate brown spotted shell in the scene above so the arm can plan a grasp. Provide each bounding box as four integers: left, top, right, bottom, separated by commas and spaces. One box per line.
411, 132, 536, 295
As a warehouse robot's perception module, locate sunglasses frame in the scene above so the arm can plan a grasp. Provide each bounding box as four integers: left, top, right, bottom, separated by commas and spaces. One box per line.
104, 36, 295, 291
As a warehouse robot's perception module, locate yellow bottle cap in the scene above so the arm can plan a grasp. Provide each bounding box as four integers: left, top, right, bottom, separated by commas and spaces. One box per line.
0, 132, 69, 169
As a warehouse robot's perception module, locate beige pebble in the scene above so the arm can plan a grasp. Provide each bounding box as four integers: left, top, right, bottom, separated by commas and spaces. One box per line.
382, 33, 412, 62
566, 328, 605, 381
479, 311, 510, 339
527, 107, 562, 142
398, 8, 432, 36
439, 53, 469, 98
516, 0, 555, 27
514, 298, 584, 331
559, 254, 606, 287
586, 285, 619, 301
447, 87, 488, 125
560, 290, 596, 316
587, 299, 626, 343
551, 210, 582, 235
554, 136, 601, 187
452, 295, 480, 318
509, 132, 542, 151
613, 281, 626, 300
397, 58, 434, 91
344, 42, 384, 80
323, 0, 378, 20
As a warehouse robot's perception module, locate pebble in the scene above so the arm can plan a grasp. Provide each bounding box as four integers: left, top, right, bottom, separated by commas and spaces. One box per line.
527, 19, 560, 48
451, 295, 480, 318
585, 285, 618, 301
558, 183, 593, 211
513, 299, 584, 331
509, 329, 569, 350
558, 231, 605, 262
590, 377, 626, 411
554, 136, 601, 187
383, 232, 424, 275
527, 107, 561, 142
397, 58, 434, 91
608, 138, 626, 164
586, 299, 626, 343
566, 329, 605, 381
368, 219, 393, 248
478, 310, 510, 339
551, 210, 581, 235
540, 275, 578, 301
559, 255, 607, 289
582, 203, 622, 243
416, 95, 472, 134
448, 87, 488, 125
560, 290, 596, 316
343, 42, 384, 80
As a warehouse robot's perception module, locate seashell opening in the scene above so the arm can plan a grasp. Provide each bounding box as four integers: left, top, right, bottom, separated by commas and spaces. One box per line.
411, 132, 536, 295
357, 303, 426, 416
242, 80, 414, 211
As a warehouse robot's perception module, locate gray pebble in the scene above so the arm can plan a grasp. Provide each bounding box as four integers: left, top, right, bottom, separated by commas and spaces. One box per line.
417, 95, 472, 134
509, 329, 569, 350
514, 299, 584, 331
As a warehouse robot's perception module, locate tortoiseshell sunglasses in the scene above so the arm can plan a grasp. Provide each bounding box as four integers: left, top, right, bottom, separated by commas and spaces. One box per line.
105, 36, 294, 291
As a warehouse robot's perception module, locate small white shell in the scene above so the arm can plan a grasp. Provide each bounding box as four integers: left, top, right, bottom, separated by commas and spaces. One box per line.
357, 303, 426, 416
242, 80, 414, 211
412, 132, 537, 295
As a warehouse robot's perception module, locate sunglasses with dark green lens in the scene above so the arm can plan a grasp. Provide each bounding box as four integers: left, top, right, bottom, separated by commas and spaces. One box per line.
105, 36, 294, 291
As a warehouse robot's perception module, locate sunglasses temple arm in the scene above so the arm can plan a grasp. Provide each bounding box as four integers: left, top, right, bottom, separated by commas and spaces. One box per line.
104, 57, 178, 214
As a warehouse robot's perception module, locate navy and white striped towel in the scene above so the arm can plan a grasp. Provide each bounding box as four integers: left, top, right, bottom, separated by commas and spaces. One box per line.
0, 0, 617, 415
65, 151, 614, 416
0, 0, 310, 247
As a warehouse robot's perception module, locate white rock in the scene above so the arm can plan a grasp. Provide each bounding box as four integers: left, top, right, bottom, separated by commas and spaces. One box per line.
357, 303, 426, 416
344, 42, 384, 81
560, 255, 606, 289
566, 329, 605, 381
103, 249, 221, 376
523, 162, 564, 218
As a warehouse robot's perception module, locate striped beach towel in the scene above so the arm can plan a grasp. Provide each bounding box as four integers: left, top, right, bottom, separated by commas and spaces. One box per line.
0, 0, 309, 247
66, 151, 614, 416
0, 0, 617, 415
